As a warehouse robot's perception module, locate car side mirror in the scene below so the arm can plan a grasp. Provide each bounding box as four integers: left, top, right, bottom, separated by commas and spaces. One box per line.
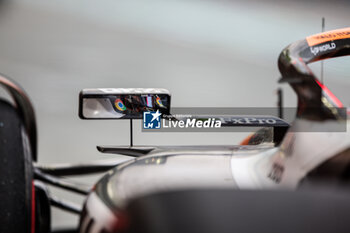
79, 88, 171, 119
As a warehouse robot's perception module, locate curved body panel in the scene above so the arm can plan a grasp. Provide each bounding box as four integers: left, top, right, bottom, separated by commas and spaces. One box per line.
95, 145, 275, 209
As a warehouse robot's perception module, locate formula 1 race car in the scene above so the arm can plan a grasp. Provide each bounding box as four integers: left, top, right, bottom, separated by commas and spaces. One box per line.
1, 27, 350, 233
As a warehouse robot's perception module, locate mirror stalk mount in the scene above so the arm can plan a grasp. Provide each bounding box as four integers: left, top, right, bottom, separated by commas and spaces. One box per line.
130, 119, 133, 147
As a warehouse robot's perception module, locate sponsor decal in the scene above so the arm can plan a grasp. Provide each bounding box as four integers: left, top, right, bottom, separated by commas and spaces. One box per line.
306, 27, 350, 46
268, 162, 284, 183
223, 117, 277, 125
115, 99, 126, 111
310, 42, 336, 56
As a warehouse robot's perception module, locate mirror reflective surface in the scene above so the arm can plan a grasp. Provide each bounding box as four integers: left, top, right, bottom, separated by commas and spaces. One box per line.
79, 88, 171, 119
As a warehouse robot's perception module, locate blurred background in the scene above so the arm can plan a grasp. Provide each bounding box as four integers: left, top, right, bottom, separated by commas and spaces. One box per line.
0, 0, 350, 229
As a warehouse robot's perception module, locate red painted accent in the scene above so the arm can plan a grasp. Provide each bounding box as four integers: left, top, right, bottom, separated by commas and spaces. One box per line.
31, 181, 35, 233
113, 212, 130, 232
240, 134, 253, 145
315, 79, 344, 107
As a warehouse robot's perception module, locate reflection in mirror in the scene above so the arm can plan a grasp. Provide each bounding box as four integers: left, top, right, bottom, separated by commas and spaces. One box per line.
79, 88, 171, 119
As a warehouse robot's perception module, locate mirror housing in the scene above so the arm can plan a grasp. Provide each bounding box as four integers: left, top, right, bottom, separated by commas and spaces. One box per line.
79, 88, 171, 119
